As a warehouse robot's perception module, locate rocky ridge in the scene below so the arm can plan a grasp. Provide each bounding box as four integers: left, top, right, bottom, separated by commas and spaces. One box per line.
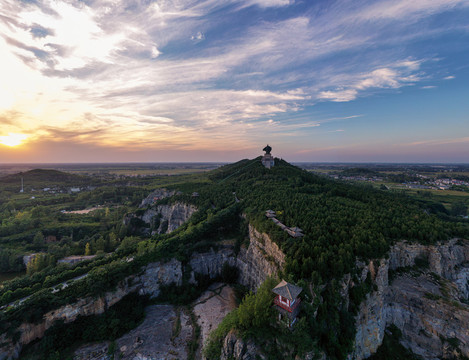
2, 221, 469, 360
221, 330, 259, 360
351, 238, 469, 360
141, 202, 197, 235
188, 224, 284, 290
0, 224, 282, 359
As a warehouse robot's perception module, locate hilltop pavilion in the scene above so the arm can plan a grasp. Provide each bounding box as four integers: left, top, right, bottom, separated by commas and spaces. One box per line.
261, 144, 275, 168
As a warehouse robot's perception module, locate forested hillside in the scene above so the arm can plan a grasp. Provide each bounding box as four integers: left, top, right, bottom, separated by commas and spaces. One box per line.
1, 158, 468, 360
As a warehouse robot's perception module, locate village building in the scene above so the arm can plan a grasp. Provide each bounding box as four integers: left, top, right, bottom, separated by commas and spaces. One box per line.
272, 280, 302, 328
261, 144, 275, 169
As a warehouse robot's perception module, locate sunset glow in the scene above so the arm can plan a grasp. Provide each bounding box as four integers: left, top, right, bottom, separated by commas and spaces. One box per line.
0, 0, 468, 162
0, 133, 28, 147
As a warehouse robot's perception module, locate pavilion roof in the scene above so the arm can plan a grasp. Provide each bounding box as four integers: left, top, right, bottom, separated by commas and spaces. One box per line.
272, 280, 302, 300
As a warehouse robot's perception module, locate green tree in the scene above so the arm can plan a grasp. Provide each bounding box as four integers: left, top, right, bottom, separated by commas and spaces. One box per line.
33, 231, 45, 249
84, 242, 92, 256
451, 202, 468, 217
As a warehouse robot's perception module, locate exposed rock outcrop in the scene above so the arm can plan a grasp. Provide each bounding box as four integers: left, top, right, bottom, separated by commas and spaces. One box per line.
237, 225, 285, 290
139, 189, 177, 208
0, 259, 183, 359
388, 273, 469, 359
221, 330, 259, 360
0, 225, 282, 359
351, 239, 469, 360
350, 259, 389, 359
138, 258, 183, 298
126, 198, 196, 236
155, 203, 197, 234
193, 283, 237, 358
0, 277, 140, 360
141, 202, 196, 235
189, 247, 237, 281
189, 224, 285, 290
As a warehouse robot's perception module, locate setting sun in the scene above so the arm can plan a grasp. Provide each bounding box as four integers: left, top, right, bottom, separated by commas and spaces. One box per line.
0, 133, 28, 147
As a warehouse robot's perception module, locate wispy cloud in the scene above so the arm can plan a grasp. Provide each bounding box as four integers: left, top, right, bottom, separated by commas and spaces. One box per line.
247, 0, 294, 8
405, 137, 469, 146
0, 0, 468, 158
318, 62, 423, 102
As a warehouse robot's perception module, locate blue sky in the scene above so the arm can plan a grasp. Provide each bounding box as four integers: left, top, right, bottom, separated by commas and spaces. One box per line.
0, 0, 468, 162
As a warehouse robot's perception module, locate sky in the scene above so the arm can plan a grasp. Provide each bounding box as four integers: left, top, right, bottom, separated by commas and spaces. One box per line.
0, 0, 468, 163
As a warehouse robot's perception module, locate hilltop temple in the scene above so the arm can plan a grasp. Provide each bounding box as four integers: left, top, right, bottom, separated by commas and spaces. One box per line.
261, 144, 275, 168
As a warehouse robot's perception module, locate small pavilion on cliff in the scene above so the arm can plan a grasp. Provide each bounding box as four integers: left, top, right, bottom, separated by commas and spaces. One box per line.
261, 144, 275, 169
272, 280, 302, 328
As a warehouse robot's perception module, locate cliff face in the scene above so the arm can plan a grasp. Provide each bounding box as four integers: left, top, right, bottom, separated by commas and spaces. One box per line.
0, 259, 183, 360
188, 224, 285, 290
0, 277, 140, 360
139, 189, 176, 207
237, 225, 285, 290
351, 239, 469, 360
221, 330, 258, 360
0, 225, 282, 359
215, 237, 469, 360
138, 258, 183, 298
155, 203, 197, 233
142, 202, 197, 234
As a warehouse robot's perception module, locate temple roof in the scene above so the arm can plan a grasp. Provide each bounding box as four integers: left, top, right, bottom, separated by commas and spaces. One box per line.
272, 280, 302, 300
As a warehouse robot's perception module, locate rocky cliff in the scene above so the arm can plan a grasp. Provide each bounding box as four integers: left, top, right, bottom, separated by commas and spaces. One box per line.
157, 203, 197, 234
221, 330, 259, 360
139, 189, 178, 208
351, 239, 469, 360
215, 237, 469, 360
0, 224, 281, 359
237, 225, 285, 290
10, 225, 467, 360
0, 259, 183, 360
0, 276, 141, 360
189, 225, 285, 290
142, 202, 197, 235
